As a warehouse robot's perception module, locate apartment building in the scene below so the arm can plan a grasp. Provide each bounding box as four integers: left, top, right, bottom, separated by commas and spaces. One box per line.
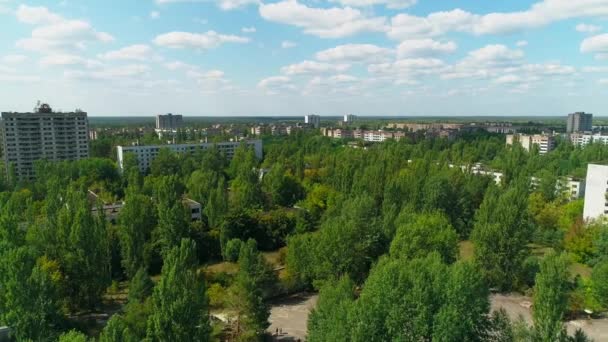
343, 114, 357, 124
567, 112, 593, 133
116, 140, 263, 172
506, 134, 555, 154
583, 164, 608, 221
156, 113, 183, 131
569, 133, 608, 147
305, 114, 321, 129
0, 103, 89, 180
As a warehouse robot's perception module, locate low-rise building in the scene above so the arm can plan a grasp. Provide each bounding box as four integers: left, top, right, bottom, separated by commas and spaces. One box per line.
569, 133, 608, 147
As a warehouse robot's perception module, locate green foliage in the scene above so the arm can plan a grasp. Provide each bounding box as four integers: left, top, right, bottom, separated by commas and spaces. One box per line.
307, 276, 355, 342
590, 261, 608, 309
262, 163, 305, 207
154, 176, 190, 254
146, 239, 210, 341
533, 252, 570, 341
389, 211, 459, 263
224, 238, 243, 262
118, 192, 157, 278
472, 183, 533, 291
128, 268, 154, 304
57, 330, 89, 342
0, 248, 62, 341
99, 314, 137, 342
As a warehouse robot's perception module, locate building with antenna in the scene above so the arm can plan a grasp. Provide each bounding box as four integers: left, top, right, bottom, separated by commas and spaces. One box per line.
0, 103, 89, 180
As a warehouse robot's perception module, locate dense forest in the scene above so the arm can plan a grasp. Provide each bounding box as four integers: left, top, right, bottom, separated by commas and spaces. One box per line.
2, 130, 608, 341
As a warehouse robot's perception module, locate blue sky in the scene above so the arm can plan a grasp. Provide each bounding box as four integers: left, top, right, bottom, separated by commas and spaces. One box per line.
0, 0, 607, 116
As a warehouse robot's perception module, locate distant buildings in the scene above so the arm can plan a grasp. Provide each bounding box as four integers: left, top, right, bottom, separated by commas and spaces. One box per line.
583, 164, 608, 221
343, 114, 357, 124
567, 112, 593, 133
322, 128, 408, 142
386, 122, 464, 131
506, 134, 555, 154
116, 140, 263, 172
305, 114, 321, 129
0, 103, 89, 180
156, 113, 183, 131
569, 133, 608, 147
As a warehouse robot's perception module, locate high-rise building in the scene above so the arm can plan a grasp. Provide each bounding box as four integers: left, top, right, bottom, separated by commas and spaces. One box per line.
304, 114, 321, 129
156, 113, 183, 131
567, 112, 593, 133
506, 133, 555, 154
117, 140, 263, 172
343, 114, 357, 124
0, 103, 89, 180
583, 164, 608, 221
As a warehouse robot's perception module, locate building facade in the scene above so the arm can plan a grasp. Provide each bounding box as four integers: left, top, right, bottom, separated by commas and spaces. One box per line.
567, 112, 593, 133
305, 114, 321, 128
343, 114, 357, 124
569, 133, 608, 147
583, 164, 608, 221
155, 113, 183, 131
506, 134, 555, 154
116, 140, 263, 172
1, 103, 89, 180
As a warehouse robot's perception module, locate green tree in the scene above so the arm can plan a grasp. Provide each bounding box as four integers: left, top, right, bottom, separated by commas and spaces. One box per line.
204, 178, 228, 230
99, 314, 137, 342
150, 148, 180, 176
307, 276, 355, 342
154, 176, 190, 254
389, 211, 459, 263
57, 330, 89, 342
533, 252, 570, 341
262, 164, 305, 207
590, 261, 608, 309
118, 192, 157, 278
128, 267, 154, 304
146, 239, 210, 341
0, 248, 62, 341
471, 183, 533, 290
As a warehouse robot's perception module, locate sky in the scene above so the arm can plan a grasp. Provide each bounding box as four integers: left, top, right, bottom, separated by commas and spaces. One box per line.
0, 0, 607, 116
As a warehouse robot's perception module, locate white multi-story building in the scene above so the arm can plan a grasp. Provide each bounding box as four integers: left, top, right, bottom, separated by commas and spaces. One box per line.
569, 133, 608, 147
583, 164, 608, 221
506, 134, 555, 154
1, 103, 89, 180
116, 140, 263, 172
156, 113, 183, 131
305, 114, 321, 129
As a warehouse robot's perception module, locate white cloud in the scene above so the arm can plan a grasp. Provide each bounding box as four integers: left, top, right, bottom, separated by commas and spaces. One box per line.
39, 54, 102, 68
368, 58, 445, 75
259, 0, 386, 38
599, 79, 608, 85
257, 75, 296, 94
16, 4, 62, 24
242, 26, 256, 33
154, 31, 249, 49
281, 41, 297, 49
281, 60, 350, 75
494, 75, 522, 84
467, 44, 524, 66
155, 0, 258, 10
330, 0, 416, 10
64, 64, 149, 81
316, 44, 393, 63
581, 33, 608, 59
99, 44, 152, 61
388, 1, 608, 40
1, 55, 28, 64
516, 40, 528, 47
15, 5, 113, 52
441, 45, 524, 80
164, 61, 199, 71
576, 23, 602, 34
582, 66, 608, 73
150, 11, 160, 19
396, 39, 457, 58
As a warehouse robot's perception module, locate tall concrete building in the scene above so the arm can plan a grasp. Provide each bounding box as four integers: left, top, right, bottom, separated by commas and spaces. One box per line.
343, 114, 357, 124
583, 164, 608, 221
304, 114, 321, 129
1, 103, 89, 180
567, 112, 593, 133
117, 140, 263, 172
155, 113, 183, 131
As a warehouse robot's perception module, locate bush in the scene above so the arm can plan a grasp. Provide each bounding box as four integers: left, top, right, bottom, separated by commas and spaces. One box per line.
224, 239, 243, 262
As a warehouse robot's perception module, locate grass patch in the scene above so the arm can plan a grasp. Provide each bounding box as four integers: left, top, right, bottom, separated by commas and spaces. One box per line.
459, 241, 474, 261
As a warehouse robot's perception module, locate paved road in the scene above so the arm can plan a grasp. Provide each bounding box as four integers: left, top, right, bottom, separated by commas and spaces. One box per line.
267, 293, 318, 341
